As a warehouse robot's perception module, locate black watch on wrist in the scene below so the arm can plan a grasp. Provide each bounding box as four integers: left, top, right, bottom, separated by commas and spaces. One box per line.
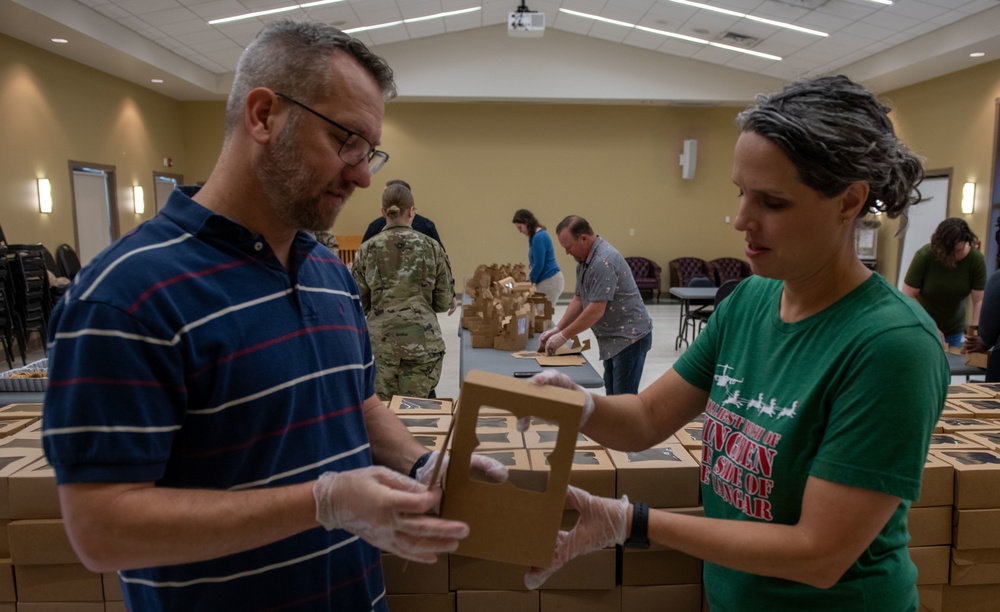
624, 501, 651, 549
409, 451, 434, 479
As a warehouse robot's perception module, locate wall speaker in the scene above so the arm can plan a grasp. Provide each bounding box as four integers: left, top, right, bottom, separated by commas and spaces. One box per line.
680, 139, 698, 180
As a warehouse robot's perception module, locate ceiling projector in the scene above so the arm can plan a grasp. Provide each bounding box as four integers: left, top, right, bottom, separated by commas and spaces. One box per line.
508, 1, 545, 37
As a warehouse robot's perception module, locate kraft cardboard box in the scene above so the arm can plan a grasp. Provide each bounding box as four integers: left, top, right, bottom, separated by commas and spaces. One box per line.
947, 385, 996, 400
941, 402, 973, 419
951, 548, 1000, 586
909, 546, 950, 585
952, 398, 1000, 420
909, 506, 953, 547
539, 588, 620, 612
0, 559, 12, 603
412, 434, 447, 452
0, 448, 45, 519
527, 449, 616, 502
386, 593, 456, 612
441, 371, 582, 568
606, 445, 700, 509
620, 548, 703, 586
101, 573, 122, 601
456, 590, 538, 612
16, 604, 105, 612
473, 450, 533, 490
674, 426, 703, 452
399, 415, 453, 435
0, 419, 35, 440
938, 418, 1000, 434
932, 449, 1000, 509
929, 433, 984, 451
522, 429, 601, 450
13, 564, 103, 602
9, 457, 60, 519
621, 585, 702, 612
960, 431, 1000, 451
389, 396, 454, 415
448, 549, 615, 592
382, 552, 449, 594
953, 508, 1000, 550
494, 306, 531, 352
8, 520, 79, 565
0, 404, 43, 419
915, 454, 955, 508
967, 382, 1000, 396
920, 583, 1000, 611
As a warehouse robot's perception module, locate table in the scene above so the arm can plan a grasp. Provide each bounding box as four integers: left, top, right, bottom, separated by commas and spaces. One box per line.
946, 351, 985, 380
669, 286, 717, 350
458, 327, 605, 389
0, 391, 44, 405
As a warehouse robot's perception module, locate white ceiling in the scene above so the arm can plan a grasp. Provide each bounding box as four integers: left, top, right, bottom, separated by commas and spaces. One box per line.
1, 0, 999, 103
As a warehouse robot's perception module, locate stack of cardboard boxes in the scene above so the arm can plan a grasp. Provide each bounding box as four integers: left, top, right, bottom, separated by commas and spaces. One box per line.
6, 377, 1000, 611
917, 383, 1000, 611
0, 403, 125, 612
461, 264, 553, 351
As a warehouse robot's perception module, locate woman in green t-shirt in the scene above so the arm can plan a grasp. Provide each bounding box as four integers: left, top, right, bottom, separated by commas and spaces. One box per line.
902, 217, 987, 347
522, 76, 947, 612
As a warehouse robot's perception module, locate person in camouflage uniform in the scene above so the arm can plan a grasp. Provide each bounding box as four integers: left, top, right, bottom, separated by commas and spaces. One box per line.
352, 183, 455, 399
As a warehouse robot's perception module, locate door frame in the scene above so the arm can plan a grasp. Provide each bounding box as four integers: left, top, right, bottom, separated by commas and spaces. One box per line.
67, 160, 119, 257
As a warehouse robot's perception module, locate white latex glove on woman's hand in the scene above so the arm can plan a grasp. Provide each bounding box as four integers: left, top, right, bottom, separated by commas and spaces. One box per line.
413, 451, 509, 486
313, 466, 469, 563
524, 487, 629, 590
516, 369, 595, 432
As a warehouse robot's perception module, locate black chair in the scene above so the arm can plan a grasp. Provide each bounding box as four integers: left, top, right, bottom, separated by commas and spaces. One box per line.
57, 244, 82, 280
0, 246, 18, 368
678, 276, 716, 345
7, 244, 50, 360
692, 278, 744, 336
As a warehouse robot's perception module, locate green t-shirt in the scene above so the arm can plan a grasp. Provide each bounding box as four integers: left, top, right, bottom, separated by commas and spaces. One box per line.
673, 274, 947, 612
903, 244, 987, 335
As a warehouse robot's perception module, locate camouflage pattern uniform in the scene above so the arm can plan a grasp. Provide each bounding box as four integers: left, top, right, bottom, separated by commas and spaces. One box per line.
313, 231, 339, 252
352, 225, 454, 400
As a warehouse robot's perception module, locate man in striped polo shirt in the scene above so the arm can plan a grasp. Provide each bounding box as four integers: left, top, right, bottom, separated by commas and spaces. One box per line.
42, 20, 484, 611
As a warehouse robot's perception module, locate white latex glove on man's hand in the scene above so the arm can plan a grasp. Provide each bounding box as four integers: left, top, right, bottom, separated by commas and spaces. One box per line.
544, 331, 567, 355
524, 487, 629, 590
313, 466, 469, 563
538, 326, 560, 348
517, 369, 595, 432
413, 451, 509, 486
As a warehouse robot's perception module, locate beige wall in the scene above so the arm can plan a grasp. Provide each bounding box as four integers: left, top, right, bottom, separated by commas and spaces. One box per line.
876, 60, 1000, 283
3, 30, 998, 291
0, 34, 188, 251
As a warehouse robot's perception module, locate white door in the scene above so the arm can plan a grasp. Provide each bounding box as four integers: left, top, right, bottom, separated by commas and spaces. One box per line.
153, 173, 182, 213
71, 167, 116, 266
897, 175, 950, 290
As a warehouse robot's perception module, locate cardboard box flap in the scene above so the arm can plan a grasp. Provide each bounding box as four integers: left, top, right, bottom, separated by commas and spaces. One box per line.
441, 370, 583, 568
537, 336, 590, 356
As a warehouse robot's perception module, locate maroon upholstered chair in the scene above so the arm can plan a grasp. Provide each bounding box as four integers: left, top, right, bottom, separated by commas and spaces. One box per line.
707, 257, 752, 286
625, 257, 662, 302
668, 257, 711, 289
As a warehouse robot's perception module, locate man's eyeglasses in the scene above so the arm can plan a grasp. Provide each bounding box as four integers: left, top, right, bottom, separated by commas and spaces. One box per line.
275, 92, 388, 175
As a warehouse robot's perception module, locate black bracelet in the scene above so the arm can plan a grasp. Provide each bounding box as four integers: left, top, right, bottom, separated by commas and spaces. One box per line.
624, 500, 651, 549
409, 451, 434, 479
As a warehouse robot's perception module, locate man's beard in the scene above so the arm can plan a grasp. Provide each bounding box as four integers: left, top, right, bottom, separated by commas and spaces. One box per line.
258, 116, 351, 232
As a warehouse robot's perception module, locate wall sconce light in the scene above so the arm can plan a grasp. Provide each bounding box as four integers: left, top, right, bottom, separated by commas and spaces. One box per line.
37, 178, 52, 214
962, 182, 976, 214
133, 185, 145, 214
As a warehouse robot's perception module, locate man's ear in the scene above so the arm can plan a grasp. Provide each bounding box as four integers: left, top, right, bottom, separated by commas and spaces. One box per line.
245, 88, 280, 144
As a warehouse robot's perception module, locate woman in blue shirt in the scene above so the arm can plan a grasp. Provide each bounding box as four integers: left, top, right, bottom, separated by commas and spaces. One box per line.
513, 209, 564, 306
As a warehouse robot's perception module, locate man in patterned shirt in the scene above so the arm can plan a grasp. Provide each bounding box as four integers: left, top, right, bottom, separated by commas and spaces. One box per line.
540, 215, 652, 395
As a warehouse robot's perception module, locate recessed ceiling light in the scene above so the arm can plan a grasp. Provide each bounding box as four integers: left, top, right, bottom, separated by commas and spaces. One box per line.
51, 38, 68, 44
970, 52, 986, 58
151, 79, 164, 84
